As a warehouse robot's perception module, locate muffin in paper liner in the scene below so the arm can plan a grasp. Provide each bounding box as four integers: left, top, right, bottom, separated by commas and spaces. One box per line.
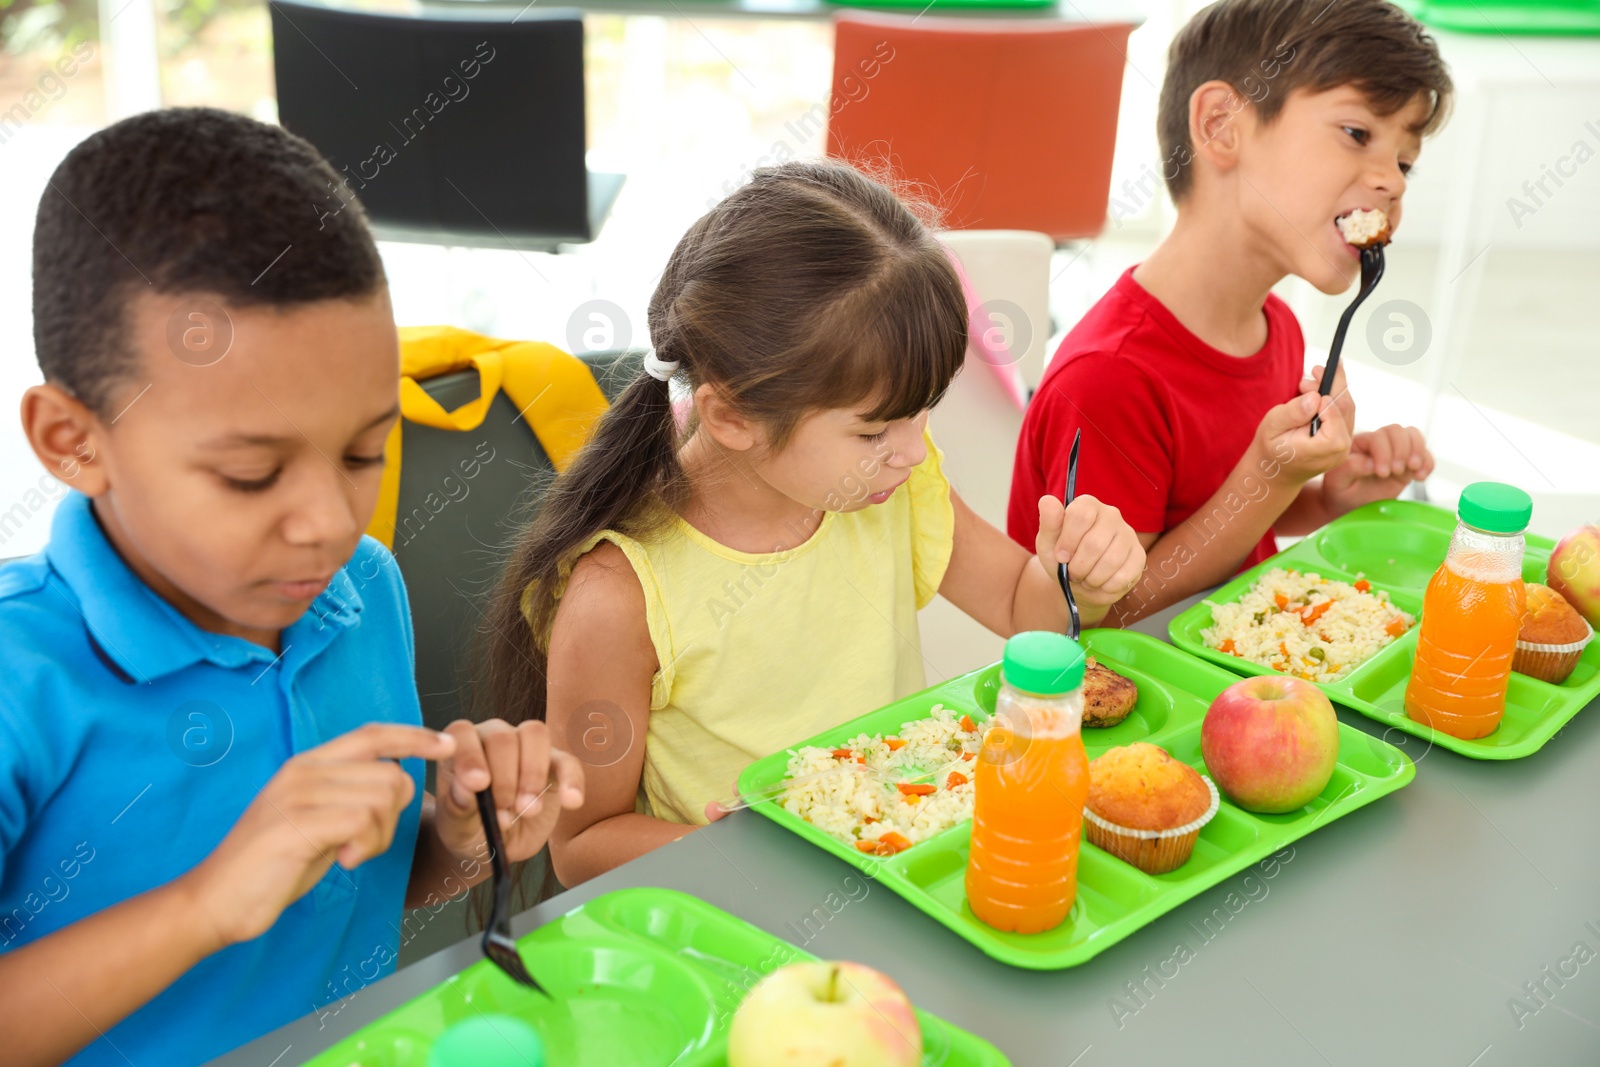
1084, 776, 1220, 875
1514, 619, 1593, 685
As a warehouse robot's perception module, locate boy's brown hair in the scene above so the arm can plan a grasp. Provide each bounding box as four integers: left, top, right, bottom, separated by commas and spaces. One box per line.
1158, 0, 1453, 201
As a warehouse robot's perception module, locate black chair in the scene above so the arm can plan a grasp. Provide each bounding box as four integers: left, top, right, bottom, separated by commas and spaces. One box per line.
270, 0, 624, 249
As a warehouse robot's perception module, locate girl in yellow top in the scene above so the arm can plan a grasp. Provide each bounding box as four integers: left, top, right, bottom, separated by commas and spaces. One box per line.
484, 161, 1146, 885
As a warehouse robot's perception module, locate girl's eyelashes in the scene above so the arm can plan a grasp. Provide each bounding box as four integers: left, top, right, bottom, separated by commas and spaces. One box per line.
1399, 160, 1415, 176
859, 429, 889, 443
346, 453, 385, 471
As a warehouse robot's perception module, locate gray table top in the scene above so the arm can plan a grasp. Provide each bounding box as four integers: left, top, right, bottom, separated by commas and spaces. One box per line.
417, 0, 1143, 25
213, 593, 1600, 1067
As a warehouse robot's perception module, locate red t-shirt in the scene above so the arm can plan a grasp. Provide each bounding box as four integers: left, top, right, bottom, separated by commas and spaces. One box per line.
1008, 267, 1304, 573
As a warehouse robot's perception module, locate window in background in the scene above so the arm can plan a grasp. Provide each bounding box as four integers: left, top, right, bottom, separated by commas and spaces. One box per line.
155, 0, 412, 117
0, 0, 107, 130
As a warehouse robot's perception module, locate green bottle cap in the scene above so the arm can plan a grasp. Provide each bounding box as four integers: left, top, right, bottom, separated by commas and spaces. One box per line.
427, 1014, 546, 1067
1457, 482, 1532, 534
1001, 631, 1085, 695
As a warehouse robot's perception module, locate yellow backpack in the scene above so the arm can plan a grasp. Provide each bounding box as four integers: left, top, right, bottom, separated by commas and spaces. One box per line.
368, 325, 610, 548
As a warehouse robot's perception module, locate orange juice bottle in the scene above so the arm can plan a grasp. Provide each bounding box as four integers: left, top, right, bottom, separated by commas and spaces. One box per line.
1404, 482, 1532, 739
966, 632, 1089, 934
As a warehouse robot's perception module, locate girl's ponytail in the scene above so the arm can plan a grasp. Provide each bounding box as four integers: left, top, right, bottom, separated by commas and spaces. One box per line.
481, 356, 686, 727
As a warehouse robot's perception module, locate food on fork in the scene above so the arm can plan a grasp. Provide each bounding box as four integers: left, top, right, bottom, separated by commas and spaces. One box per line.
1337, 207, 1392, 249
1081, 655, 1139, 728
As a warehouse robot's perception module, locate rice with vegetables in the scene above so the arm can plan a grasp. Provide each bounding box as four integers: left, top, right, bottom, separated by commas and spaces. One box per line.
1203, 568, 1413, 683
778, 704, 981, 856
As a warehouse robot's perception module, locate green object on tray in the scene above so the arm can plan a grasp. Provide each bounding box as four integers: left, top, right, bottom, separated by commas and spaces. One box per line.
300, 887, 1009, 1067
1395, 0, 1600, 35
1169, 499, 1600, 761
426, 1015, 544, 1067
738, 629, 1414, 971
1457, 481, 1532, 534
1002, 630, 1084, 693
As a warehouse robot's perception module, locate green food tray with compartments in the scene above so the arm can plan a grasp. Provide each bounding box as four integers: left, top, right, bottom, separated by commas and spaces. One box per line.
299, 887, 1007, 1066
737, 629, 1414, 971
1168, 499, 1600, 761
1396, 0, 1600, 36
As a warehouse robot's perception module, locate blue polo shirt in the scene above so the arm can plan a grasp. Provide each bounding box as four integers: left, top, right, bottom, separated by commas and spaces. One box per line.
0, 492, 426, 1066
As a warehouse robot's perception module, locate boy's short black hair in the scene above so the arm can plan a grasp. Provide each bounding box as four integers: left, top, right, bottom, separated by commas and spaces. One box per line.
1159, 0, 1453, 201
32, 107, 386, 416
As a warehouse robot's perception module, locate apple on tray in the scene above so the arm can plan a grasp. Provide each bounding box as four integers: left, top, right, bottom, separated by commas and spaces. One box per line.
728, 960, 922, 1067
1201, 675, 1339, 814
1548, 525, 1600, 628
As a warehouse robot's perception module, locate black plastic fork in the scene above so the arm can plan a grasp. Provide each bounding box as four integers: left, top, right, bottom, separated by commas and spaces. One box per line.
1057, 428, 1082, 640
1311, 244, 1386, 436
476, 789, 547, 994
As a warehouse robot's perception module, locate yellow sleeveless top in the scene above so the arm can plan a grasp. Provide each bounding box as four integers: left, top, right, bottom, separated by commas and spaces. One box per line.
553, 431, 953, 826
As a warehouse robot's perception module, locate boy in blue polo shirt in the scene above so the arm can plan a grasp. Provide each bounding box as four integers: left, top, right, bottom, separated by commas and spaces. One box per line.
0, 109, 585, 1065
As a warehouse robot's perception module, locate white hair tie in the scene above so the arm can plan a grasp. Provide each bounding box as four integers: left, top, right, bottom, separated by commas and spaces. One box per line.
642, 348, 680, 383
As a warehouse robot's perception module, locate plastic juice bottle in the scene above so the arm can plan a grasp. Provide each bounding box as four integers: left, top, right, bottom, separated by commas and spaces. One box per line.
965, 631, 1089, 935
1404, 481, 1533, 740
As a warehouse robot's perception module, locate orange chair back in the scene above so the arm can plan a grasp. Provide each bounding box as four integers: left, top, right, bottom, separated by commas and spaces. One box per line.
827, 12, 1133, 241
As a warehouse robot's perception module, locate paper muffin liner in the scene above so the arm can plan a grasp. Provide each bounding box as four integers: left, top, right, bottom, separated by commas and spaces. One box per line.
1083, 776, 1220, 875
1514, 619, 1594, 685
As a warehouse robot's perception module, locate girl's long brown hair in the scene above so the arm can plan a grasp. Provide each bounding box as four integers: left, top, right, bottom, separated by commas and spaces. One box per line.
480, 160, 969, 729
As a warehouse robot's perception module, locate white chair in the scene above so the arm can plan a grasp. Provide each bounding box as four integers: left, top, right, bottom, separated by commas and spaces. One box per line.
940, 230, 1055, 395
920, 230, 1054, 681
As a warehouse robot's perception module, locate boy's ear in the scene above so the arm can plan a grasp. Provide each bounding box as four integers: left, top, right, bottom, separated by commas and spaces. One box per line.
1189, 79, 1249, 174
692, 382, 758, 453
21, 383, 111, 497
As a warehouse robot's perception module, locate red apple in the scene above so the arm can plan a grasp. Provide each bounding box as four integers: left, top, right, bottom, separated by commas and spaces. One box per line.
728, 961, 921, 1067
1548, 525, 1600, 628
1201, 676, 1339, 814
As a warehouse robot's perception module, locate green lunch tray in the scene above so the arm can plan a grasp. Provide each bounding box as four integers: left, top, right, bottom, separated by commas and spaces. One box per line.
299, 886, 1009, 1066
1169, 499, 1600, 761
1396, 0, 1600, 35
737, 629, 1414, 971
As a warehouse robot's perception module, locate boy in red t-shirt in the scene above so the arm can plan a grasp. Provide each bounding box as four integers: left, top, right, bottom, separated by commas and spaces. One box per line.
1009, 0, 1453, 623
